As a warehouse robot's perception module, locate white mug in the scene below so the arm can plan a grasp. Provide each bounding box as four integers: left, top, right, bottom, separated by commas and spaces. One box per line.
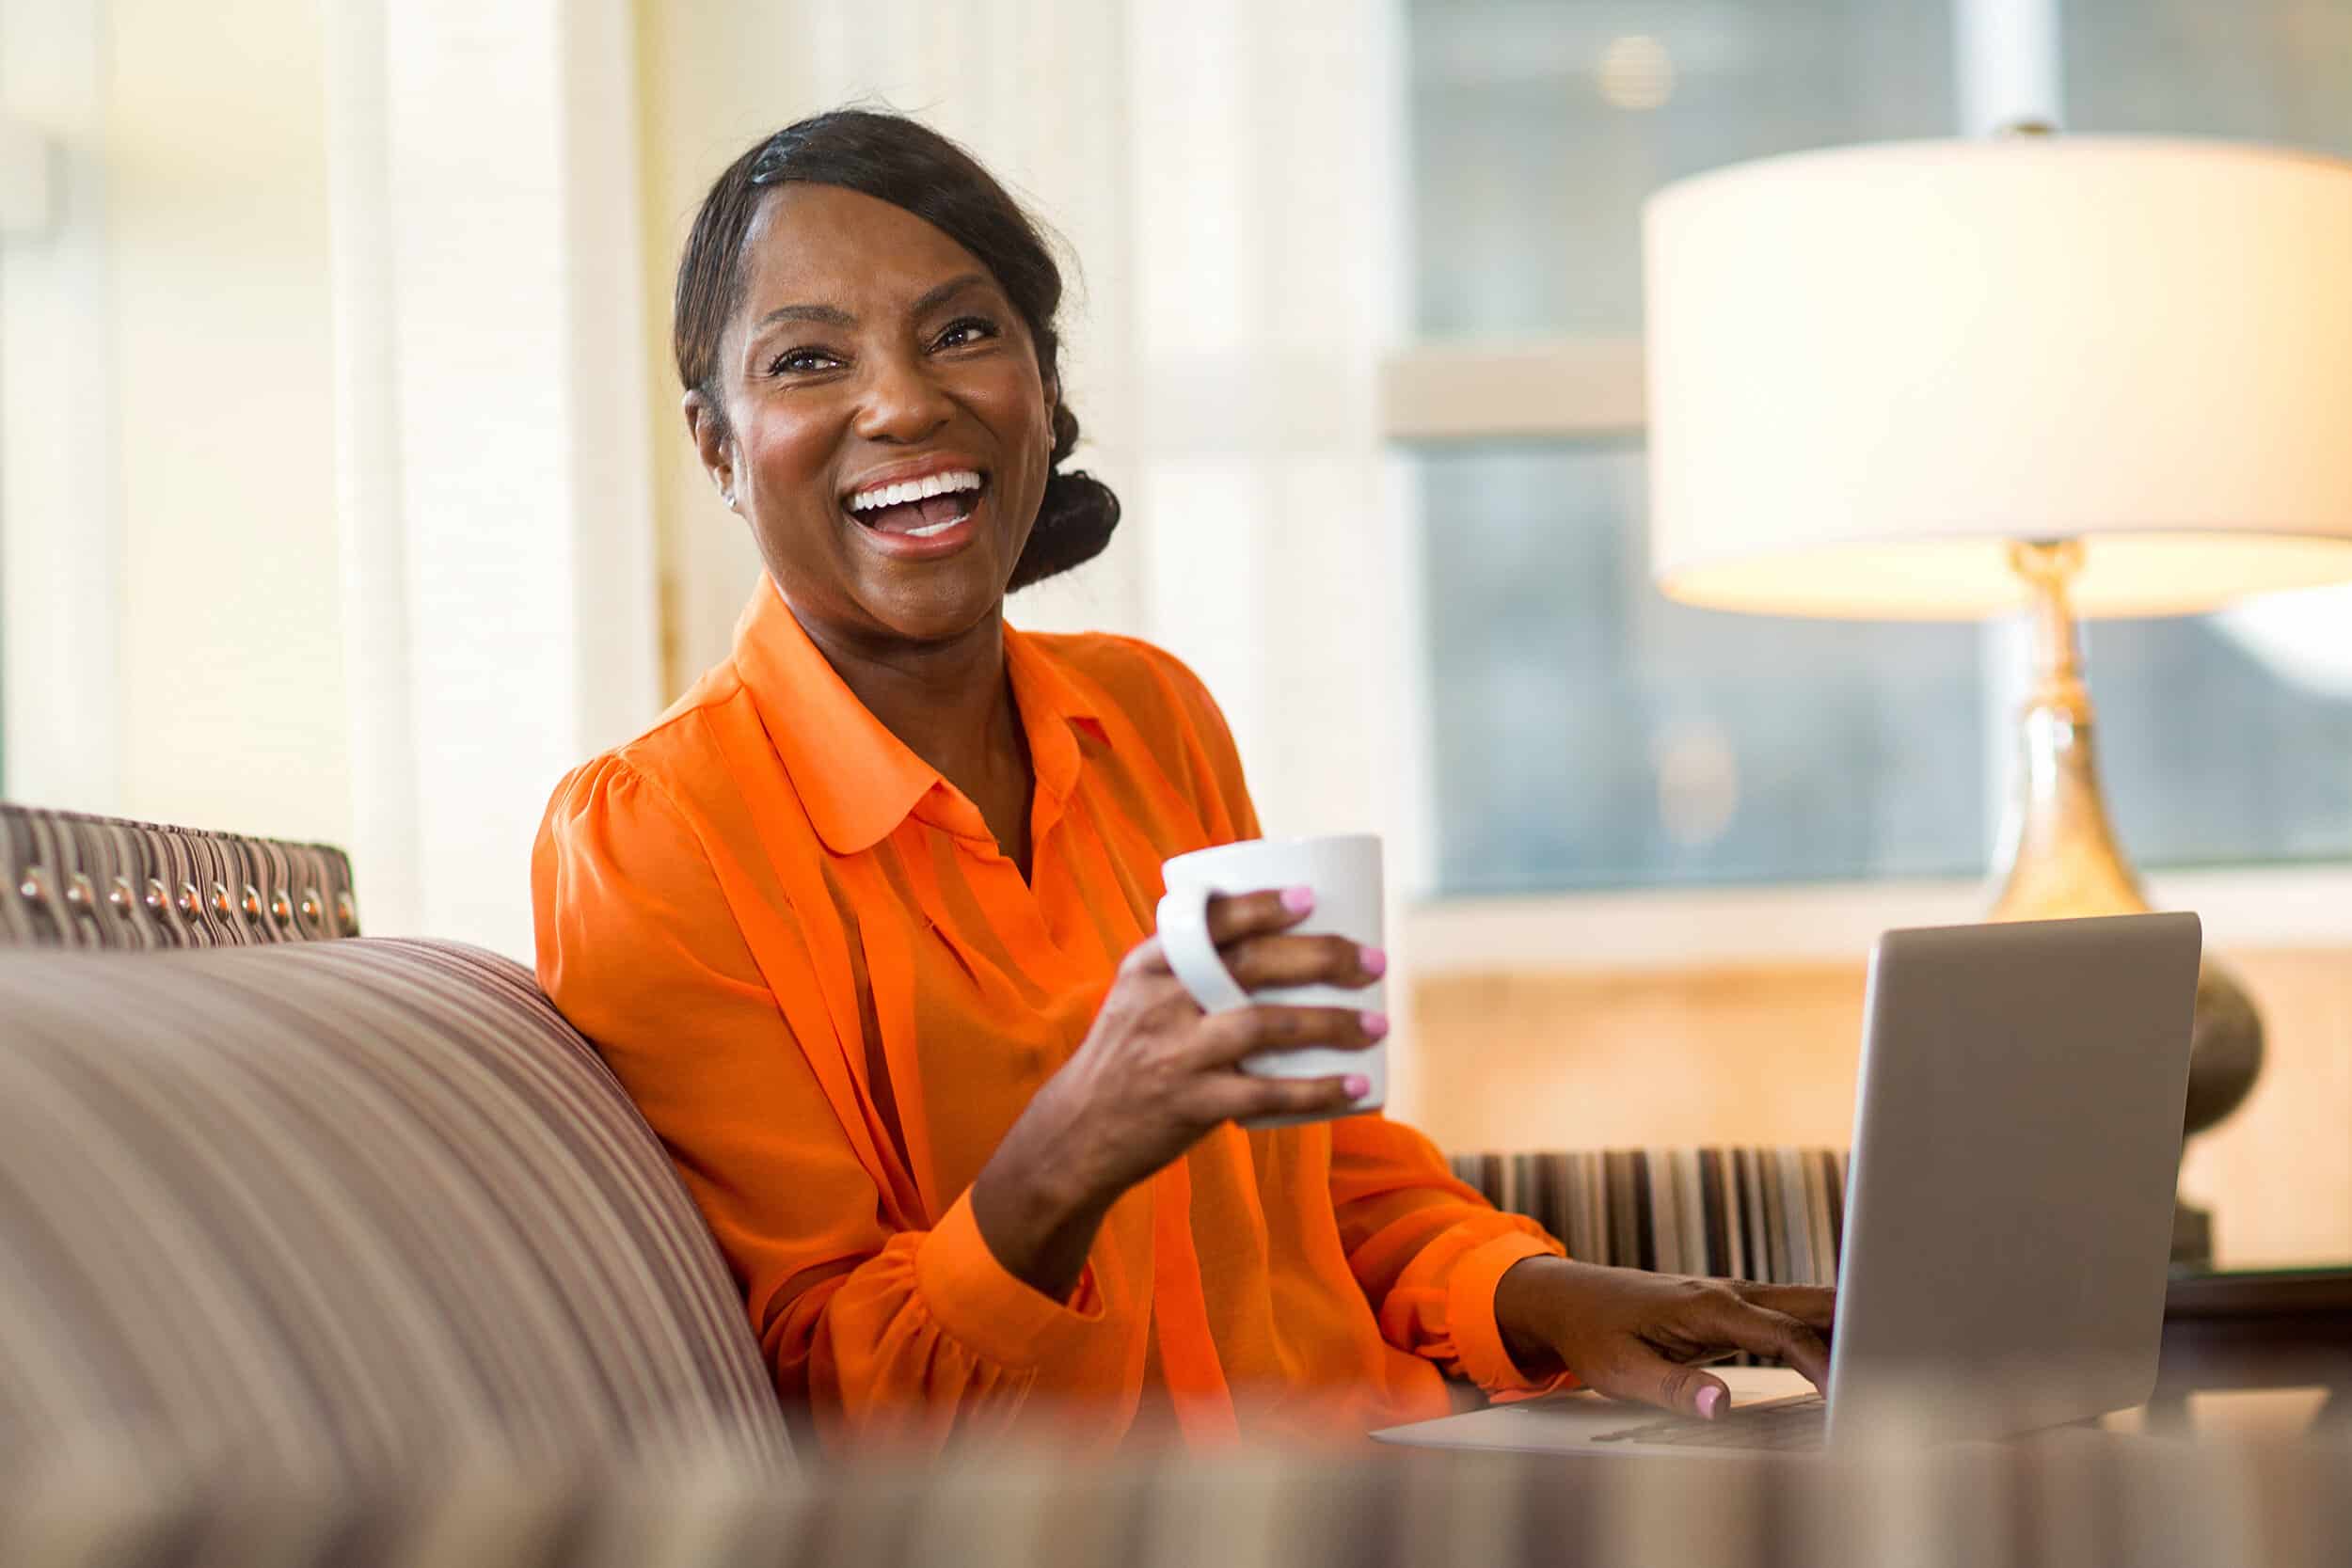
1155, 833, 1385, 1127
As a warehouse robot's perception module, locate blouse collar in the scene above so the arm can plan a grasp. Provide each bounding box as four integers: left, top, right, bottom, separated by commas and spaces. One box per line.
731, 576, 1103, 856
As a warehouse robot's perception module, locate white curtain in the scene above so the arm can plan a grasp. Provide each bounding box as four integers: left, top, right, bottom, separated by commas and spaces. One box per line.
325, 0, 662, 955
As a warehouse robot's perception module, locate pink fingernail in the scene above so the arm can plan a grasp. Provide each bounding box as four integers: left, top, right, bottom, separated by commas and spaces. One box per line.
1696, 1386, 1724, 1421
1359, 1010, 1390, 1039
1343, 1074, 1371, 1099
1280, 886, 1316, 914
1359, 945, 1388, 977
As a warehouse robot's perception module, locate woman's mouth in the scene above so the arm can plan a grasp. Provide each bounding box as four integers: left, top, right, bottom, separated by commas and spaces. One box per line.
844, 468, 987, 540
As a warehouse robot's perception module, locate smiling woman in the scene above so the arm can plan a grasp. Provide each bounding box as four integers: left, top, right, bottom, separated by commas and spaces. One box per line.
532, 109, 1831, 1455
683, 186, 1052, 654
671, 112, 1120, 616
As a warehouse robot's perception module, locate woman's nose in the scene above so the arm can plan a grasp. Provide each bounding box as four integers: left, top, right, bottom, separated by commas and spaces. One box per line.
852, 355, 953, 444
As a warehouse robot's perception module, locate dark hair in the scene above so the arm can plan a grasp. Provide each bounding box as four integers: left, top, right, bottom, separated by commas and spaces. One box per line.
673, 109, 1120, 594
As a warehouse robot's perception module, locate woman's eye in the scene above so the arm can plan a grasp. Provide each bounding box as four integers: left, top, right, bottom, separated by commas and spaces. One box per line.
768, 347, 840, 375
933, 317, 998, 351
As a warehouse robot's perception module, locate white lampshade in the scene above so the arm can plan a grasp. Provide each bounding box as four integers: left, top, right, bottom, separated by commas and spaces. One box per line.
1643, 136, 2352, 619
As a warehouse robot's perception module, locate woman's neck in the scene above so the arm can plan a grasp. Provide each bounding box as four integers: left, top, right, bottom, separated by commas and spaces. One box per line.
796, 607, 1032, 863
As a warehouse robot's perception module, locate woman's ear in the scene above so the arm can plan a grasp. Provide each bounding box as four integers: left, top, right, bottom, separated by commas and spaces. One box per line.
683, 389, 738, 509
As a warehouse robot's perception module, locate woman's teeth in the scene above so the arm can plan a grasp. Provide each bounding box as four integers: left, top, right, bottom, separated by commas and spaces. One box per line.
842, 468, 985, 542
846, 468, 984, 515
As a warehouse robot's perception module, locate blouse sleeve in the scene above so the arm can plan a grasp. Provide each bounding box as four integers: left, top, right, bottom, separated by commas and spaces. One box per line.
532, 754, 1131, 1449
1327, 1115, 1575, 1399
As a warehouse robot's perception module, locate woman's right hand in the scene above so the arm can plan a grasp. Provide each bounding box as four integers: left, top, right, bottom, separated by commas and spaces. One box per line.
968, 885, 1386, 1301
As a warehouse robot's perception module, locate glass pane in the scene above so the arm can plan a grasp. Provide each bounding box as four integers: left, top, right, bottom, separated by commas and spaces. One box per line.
2062, 0, 2352, 147
2090, 618, 2352, 871
1407, 0, 1955, 337
2059, 0, 2352, 872
1420, 443, 1986, 894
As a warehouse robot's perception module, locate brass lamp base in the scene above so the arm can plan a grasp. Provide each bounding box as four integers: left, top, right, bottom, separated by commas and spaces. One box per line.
1987, 543, 2264, 1269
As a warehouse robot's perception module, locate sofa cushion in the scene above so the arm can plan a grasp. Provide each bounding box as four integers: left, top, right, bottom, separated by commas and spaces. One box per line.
0, 938, 792, 1480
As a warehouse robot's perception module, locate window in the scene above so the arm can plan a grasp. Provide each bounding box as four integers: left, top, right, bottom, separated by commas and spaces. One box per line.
1401, 0, 2352, 898
1409, 0, 1953, 338
1421, 442, 1986, 893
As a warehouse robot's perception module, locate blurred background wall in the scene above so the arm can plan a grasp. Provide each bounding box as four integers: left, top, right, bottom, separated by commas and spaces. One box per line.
2, 0, 2348, 1265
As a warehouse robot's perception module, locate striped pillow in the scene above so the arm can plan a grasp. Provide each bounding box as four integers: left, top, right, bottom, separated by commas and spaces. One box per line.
0, 938, 792, 1481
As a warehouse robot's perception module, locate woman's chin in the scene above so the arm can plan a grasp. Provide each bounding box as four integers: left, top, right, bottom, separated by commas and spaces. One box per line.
850, 547, 1013, 641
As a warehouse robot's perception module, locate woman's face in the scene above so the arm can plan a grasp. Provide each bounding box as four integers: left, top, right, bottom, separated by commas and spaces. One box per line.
688, 183, 1057, 648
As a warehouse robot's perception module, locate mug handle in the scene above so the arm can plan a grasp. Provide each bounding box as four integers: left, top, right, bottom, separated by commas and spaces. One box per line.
1154, 884, 1253, 1013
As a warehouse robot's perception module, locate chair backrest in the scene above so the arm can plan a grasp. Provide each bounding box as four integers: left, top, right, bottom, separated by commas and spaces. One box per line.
1, 801, 360, 949
1450, 1147, 1846, 1286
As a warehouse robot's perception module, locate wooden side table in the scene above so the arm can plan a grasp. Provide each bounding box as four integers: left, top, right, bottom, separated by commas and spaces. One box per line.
2152, 1266, 2352, 1430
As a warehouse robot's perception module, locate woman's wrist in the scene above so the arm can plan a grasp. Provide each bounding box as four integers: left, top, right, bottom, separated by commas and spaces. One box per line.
1491, 1254, 1572, 1379
969, 1086, 1114, 1301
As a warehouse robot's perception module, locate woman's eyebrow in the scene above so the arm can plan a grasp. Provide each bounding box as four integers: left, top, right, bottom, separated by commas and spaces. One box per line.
911, 272, 990, 315
754, 302, 855, 330
751, 274, 992, 336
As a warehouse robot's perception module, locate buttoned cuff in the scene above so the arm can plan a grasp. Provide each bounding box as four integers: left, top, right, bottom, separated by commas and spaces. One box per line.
914, 1190, 1105, 1370
1446, 1229, 1577, 1398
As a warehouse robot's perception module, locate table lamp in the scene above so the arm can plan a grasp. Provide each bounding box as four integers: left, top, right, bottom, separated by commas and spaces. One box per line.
1643, 135, 2352, 1264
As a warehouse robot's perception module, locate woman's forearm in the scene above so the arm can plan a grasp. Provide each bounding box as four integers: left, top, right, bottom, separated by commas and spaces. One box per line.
969, 1085, 1114, 1302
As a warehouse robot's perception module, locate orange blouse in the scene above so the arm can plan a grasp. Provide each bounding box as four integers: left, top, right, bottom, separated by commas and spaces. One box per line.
532, 577, 1565, 1450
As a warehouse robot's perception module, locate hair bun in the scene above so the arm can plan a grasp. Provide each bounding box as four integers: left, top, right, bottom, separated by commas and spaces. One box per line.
1010, 469, 1120, 593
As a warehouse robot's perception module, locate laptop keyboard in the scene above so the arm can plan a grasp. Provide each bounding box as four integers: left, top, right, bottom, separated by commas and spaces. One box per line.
1589, 1392, 1827, 1450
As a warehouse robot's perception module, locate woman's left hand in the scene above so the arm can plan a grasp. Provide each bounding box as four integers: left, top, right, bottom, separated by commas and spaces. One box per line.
1491, 1256, 1835, 1420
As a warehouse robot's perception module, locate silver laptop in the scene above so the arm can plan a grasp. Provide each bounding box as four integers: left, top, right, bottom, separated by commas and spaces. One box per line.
1374, 911, 2202, 1457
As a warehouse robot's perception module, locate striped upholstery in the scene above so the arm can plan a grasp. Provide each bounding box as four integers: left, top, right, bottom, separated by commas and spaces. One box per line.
0, 803, 359, 950
0, 938, 793, 1480
1451, 1148, 1847, 1286
4, 1433, 2347, 1567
